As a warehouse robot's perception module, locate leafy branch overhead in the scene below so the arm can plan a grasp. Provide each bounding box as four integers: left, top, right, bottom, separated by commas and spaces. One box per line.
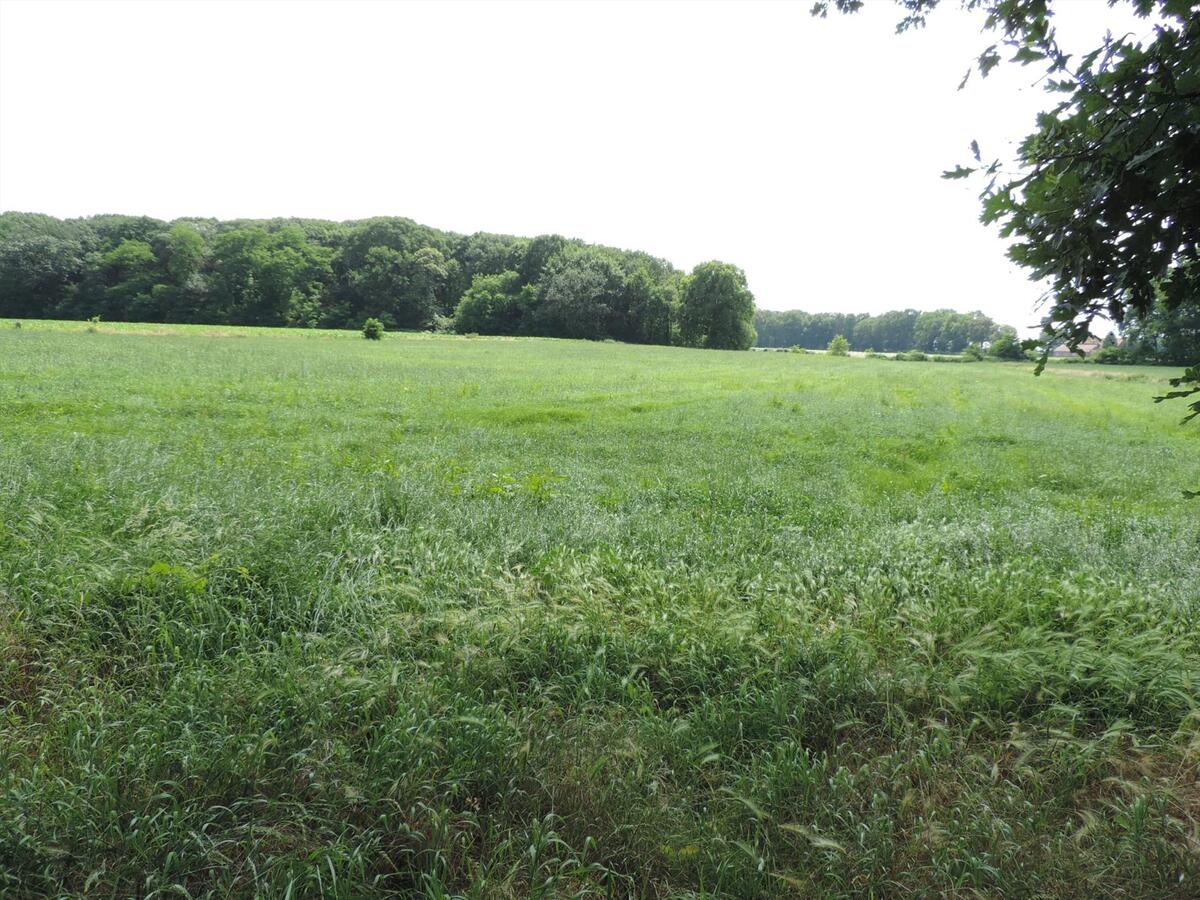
816, 0, 1199, 490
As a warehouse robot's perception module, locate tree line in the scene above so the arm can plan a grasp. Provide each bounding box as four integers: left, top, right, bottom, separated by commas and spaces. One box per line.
1096, 301, 1200, 367
0, 212, 756, 350
754, 307, 1014, 353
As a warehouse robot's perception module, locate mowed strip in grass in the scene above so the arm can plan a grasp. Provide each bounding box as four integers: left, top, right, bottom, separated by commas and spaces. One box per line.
1, 320, 1198, 898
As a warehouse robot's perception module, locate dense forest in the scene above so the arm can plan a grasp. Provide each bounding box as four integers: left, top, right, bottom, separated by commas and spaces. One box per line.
0, 212, 755, 349
5, 211, 1191, 362
754, 308, 1015, 353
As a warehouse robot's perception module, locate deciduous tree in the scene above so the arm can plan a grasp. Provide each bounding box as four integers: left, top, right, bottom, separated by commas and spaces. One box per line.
680, 261, 756, 350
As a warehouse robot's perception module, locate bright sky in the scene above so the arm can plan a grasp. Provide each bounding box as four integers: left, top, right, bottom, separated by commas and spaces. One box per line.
0, 0, 1160, 333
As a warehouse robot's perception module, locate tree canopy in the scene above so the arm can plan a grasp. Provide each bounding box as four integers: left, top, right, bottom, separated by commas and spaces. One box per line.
755, 307, 1013, 352
681, 262, 757, 350
0, 212, 756, 351
816, 0, 1200, 474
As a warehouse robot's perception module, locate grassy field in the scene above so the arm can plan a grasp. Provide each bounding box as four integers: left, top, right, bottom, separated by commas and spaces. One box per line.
1, 319, 1198, 898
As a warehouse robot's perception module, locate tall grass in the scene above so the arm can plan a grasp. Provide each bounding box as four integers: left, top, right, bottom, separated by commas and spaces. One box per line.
1, 320, 1197, 896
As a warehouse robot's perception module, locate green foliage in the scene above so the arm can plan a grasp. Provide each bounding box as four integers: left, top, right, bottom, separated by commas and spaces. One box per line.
102, 238, 155, 274
1095, 345, 1135, 365
92, 239, 157, 320
361, 316, 384, 340
453, 270, 535, 335
1158, 362, 1200, 495
349, 244, 448, 330
165, 223, 205, 283
447, 231, 527, 299
963, 342, 984, 361
0, 234, 86, 320
816, 0, 1199, 433
0, 323, 1196, 896
680, 261, 756, 350
517, 233, 568, 286
532, 247, 625, 340
980, 5, 1198, 356
204, 226, 335, 327
757, 307, 1010, 352
989, 333, 1025, 360
619, 266, 678, 345
1155, 363, 1200, 494
1120, 296, 1200, 367
0, 213, 732, 349
827, 334, 850, 356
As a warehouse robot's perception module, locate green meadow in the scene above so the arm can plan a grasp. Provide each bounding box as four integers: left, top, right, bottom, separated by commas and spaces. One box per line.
1, 320, 1198, 898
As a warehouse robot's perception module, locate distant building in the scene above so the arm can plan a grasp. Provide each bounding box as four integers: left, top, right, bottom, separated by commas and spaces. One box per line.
1048, 336, 1102, 357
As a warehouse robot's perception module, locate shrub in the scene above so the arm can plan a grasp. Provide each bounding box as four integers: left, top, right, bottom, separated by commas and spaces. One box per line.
865, 351, 887, 359
362, 317, 385, 340
431, 314, 455, 334
962, 343, 984, 361
1094, 345, 1133, 365
989, 333, 1025, 360
787, 345, 810, 354
827, 334, 850, 356
86, 315, 100, 333
896, 350, 927, 362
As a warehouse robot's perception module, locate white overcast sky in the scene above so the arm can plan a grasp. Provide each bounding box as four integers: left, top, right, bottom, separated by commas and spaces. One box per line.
0, 0, 1160, 333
